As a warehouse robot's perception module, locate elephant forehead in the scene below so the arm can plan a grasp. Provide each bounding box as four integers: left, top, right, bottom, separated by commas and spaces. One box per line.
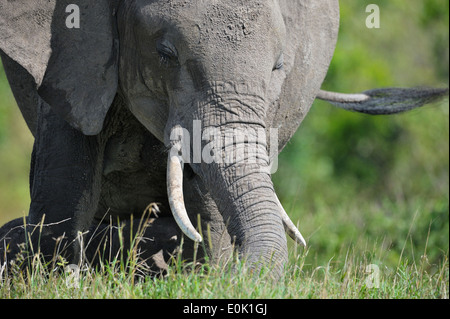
140, 0, 280, 44
197, 2, 273, 43
192, 3, 284, 68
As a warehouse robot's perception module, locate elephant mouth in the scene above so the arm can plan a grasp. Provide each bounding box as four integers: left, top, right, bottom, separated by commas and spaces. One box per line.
165, 125, 306, 247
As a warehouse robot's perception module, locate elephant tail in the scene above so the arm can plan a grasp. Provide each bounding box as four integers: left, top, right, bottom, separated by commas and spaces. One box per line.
316, 87, 448, 115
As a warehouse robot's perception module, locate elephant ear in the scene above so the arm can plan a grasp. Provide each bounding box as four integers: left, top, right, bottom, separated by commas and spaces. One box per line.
0, 0, 118, 136
267, 0, 339, 151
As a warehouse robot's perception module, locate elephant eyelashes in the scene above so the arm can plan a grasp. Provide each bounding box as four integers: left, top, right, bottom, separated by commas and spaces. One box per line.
274, 54, 284, 71
156, 39, 179, 67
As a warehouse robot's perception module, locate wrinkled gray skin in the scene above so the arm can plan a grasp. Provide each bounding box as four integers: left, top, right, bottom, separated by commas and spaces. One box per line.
1, 0, 445, 278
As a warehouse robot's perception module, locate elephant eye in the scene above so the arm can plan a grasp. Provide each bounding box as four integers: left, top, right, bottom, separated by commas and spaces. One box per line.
274, 54, 284, 71
156, 39, 179, 67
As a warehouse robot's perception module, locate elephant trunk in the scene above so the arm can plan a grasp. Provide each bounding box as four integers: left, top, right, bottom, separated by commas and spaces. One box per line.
211, 158, 288, 276
165, 85, 304, 276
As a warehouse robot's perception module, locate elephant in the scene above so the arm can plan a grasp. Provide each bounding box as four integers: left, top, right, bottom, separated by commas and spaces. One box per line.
0, 0, 447, 278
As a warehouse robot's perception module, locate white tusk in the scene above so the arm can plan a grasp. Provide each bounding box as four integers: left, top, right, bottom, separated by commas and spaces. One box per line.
275, 195, 306, 247
167, 154, 202, 243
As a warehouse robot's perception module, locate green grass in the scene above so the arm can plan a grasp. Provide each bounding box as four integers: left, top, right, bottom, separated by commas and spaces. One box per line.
1, 242, 447, 299
1, 201, 448, 299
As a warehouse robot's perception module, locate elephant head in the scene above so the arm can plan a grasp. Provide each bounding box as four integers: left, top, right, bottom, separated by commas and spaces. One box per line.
114, 0, 340, 274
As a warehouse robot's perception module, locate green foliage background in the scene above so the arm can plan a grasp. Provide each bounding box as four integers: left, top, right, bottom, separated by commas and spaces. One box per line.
0, 1, 448, 275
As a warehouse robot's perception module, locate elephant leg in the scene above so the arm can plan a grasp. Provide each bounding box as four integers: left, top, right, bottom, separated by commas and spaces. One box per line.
22, 101, 104, 264
83, 216, 181, 277
1, 216, 180, 277
0, 217, 27, 265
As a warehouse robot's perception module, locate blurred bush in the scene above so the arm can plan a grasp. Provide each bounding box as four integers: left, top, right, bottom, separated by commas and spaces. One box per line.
0, 63, 33, 224
274, 0, 449, 268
